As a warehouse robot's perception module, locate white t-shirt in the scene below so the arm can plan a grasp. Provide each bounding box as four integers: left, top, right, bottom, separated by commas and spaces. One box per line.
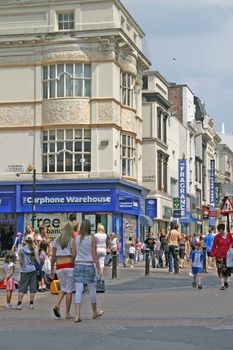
129, 246, 136, 254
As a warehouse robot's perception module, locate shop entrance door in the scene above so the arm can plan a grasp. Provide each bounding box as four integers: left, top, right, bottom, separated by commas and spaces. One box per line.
0, 222, 15, 256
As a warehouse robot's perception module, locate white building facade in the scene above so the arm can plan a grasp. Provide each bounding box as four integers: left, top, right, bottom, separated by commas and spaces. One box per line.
0, 0, 150, 254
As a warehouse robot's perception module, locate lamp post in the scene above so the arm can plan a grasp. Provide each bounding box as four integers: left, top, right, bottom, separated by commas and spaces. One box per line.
16, 167, 37, 229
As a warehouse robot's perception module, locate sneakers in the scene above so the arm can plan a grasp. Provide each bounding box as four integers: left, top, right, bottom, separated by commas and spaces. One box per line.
198, 285, 202, 289
220, 286, 225, 290
224, 281, 229, 288
29, 304, 34, 310
192, 281, 197, 288
5, 304, 13, 309
15, 304, 22, 310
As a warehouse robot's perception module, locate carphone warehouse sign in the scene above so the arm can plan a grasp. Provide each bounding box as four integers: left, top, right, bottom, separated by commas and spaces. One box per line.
178, 159, 187, 219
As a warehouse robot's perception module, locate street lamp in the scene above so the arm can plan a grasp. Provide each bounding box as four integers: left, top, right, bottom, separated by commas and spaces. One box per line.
16, 167, 36, 229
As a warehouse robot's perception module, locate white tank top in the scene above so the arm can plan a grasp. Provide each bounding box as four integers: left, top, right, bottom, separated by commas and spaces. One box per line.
75, 235, 93, 263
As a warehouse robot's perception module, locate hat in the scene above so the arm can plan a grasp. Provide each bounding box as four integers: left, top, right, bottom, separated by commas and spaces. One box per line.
17, 232, 22, 237
25, 234, 34, 242
194, 240, 201, 246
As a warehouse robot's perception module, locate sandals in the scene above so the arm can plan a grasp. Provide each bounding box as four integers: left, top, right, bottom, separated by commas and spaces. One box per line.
74, 318, 82, 323
53, 306, 61, 318
92, 310, 104, 319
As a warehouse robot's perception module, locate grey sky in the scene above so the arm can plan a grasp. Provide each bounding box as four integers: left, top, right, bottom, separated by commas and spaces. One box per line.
121, 0, 233, 132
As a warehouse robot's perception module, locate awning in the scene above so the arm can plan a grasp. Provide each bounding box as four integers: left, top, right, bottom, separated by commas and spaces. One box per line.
140, 214, 153, 227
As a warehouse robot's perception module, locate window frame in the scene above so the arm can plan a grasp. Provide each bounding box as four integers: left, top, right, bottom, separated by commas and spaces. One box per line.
58, 12, 75, 31
121, 72, 134, 107
42, 128, 91, 173
121, 134, 135, 177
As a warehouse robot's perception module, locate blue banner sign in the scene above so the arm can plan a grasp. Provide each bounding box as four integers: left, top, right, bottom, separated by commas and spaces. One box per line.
210, 159, 215, 208
145, 198, 157, 218
178, 159, 187, 219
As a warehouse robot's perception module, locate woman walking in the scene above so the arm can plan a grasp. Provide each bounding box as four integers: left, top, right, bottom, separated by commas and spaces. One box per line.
72, 219, 103, 322
16, 234, 38, 310
94, 223, 107, 276
51, 222, 75, 319
211, 223, 233, 290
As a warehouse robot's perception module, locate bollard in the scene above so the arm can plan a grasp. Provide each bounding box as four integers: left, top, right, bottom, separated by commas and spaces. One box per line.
112, 250, 118, 279
174, 246, 179, 274
202, 246, 207, 273
145, 248, 150, 276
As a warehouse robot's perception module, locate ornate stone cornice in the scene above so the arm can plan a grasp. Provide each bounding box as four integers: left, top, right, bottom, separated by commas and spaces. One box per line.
0, 104, 34, 126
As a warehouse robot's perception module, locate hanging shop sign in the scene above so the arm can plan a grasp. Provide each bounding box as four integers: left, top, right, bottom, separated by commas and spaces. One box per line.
178, 159, 187, 219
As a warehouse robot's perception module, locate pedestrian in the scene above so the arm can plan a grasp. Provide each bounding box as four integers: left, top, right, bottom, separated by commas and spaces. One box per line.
135, 239, 143, 263
38, 242, 48, 292
179, 233, 186, 269
11, 232, 23, 259
144, 232, 156, 266
2, 251, 16, 308
129, 242, 136, 268
72, 219, 103, 323
123, 236, 133, 267
94, 223, 107, 276
73, 222, 80, 238
51, 222, 75, 319
204, 227, 215, 269
16, 234, 38, 310
189, 240, 203, 289
210, 223, 233, 290
168, 223, 181, 273
158, 228, 168, 268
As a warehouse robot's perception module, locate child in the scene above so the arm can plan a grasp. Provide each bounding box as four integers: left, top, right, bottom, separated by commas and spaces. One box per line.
2, 251, 16, 308
189, 241, 203, 289
129, 242, 136, 268
38, 242, 48, 292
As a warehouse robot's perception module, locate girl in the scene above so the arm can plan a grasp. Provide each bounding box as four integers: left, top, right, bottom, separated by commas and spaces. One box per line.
3, 251, 16, 308
94, 223, 107, 275
129, 242, 136, 268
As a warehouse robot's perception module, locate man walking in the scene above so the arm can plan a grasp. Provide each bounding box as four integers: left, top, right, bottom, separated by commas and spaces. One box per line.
204, 227, 215, 269
168, 223, 181, 274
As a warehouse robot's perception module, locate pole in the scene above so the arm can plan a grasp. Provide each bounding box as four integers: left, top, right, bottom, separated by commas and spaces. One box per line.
32, 168, 36, 229
112, 251, 117, 279
202, 246, 207, 273
226, 213, 230, 233
145, 248, 150, 276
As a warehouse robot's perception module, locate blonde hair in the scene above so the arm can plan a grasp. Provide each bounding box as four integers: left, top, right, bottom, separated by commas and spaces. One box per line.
58, 222, 74, 249
97, 223, 105, 233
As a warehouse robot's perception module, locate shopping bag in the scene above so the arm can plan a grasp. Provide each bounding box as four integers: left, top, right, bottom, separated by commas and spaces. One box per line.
96, 277, 105, 293
0, 279, 6, 289
226, 248, 233, 267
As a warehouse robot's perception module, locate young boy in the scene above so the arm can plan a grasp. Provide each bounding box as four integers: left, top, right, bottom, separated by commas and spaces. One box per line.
189, 240, 203, 289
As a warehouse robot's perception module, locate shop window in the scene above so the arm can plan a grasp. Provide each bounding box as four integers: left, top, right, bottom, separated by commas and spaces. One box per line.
42, 128, 91, 173
42, 63, 91, 99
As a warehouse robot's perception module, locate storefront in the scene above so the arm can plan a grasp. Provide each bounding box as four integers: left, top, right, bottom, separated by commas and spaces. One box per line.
0, 179, 148, 258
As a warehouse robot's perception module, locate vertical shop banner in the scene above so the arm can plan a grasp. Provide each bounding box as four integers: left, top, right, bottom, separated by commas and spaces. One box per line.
210, 159, 215, 208
178, 159, 187, 219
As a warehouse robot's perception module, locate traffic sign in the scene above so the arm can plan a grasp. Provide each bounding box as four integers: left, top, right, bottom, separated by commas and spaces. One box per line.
221, 196, 233, 215
173, 198, 180, 209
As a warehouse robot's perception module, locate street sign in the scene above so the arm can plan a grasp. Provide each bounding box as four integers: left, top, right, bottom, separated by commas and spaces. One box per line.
173, 209, 181, 218
173, 197, 181, 209
221, 196, 233, 215
209, 210, 217, 217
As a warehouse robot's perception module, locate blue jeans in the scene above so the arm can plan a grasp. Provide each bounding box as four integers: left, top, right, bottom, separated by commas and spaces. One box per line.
168, 245, 179, 273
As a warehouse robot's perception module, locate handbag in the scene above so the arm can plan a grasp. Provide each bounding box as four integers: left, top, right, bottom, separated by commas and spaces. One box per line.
226, 248, 233, 267
96, 276, 105, 293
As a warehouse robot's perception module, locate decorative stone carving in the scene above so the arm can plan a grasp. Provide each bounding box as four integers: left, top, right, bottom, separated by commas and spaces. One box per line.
118, 52, 137, 76
43, 50, 89, 62
121, 108, 137, 134
0, 104, 34, 126
42, 99, 90, 125
97, 101, 120, 124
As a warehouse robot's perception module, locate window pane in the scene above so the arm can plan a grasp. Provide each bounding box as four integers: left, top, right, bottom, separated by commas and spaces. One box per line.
50, 65, 55, 79
65, 152, 73, 171
42, 156, 47, 172
66, 129, 73, 139
49, 143, 55, 152
49, 130, 55, 140
84, 129, 91, 139
66, 76, 73, 97
43, 143, 47, 153
57, 153, 64, 172
75, 80, 82, 96
84, 65, 91, 77
49, 155, 55, 172
66, 141, 73, 152
84, 80, 91, 96
43, 82, 48, 99
75, 141, 82, 152
84, 154, 91, 171
43, 67, 48, 80
75, 129, 82, 139
66, 64, 73, 75
50, 81, 55, 98
57, 64, 64, 75
84, 141, 91, 152
57, 129, 64, 140
57, 142, 64, 152
57, 74, 64, 97
43, 131, 48, 141
75, 64, 83, 78
122, 135, 126, 145
75, 154, 82, 171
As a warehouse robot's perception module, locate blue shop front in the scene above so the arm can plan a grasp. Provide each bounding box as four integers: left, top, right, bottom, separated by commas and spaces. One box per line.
0, 179, 151, 257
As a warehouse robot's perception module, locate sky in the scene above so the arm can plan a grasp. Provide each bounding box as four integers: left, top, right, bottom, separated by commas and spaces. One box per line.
121, 0, 233, 133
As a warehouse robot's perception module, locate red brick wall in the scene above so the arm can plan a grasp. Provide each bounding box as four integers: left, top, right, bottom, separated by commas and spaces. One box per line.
168, 85, 183, 123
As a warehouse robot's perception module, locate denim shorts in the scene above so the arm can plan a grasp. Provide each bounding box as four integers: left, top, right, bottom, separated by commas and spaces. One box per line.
73, 264, 95, 284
